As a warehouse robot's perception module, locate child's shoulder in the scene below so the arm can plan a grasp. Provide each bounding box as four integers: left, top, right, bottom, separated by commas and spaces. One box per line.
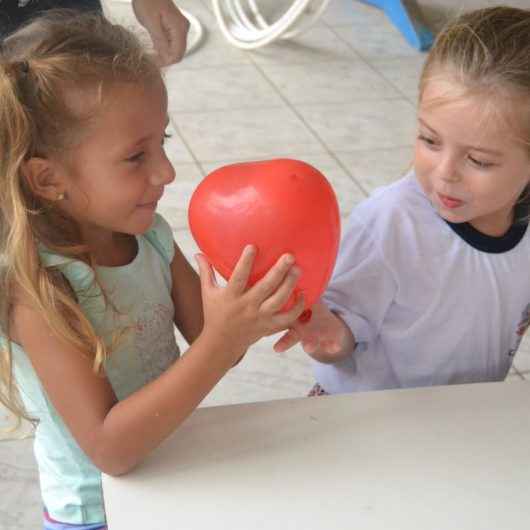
341, 172, 446, 263
141, 213, 175, 265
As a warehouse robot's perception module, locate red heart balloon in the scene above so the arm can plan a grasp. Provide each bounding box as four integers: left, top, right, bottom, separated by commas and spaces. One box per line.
188, 159, 340, 310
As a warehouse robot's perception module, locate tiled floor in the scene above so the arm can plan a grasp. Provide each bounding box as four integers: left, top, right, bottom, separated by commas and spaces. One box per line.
2, 0, 529, 527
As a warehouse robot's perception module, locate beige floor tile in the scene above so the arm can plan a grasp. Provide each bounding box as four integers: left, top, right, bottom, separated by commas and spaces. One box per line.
370, 55, 427, 102
178, 31, 254, 69
172, 106, 326, 162
336, 147, 414, 194
261, 59, 401, 106
165, 65, 284, 112
297, 98, 416, 152
322, 0, 388, 27
0, 438, 41, 528
333, 23, 422, 61
248, 25, 360, 66
164, 120, 196, 164
200, 336, 314, 407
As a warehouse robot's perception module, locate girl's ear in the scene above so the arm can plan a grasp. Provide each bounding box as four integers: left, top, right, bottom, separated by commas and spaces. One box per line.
22, 157, 67, 202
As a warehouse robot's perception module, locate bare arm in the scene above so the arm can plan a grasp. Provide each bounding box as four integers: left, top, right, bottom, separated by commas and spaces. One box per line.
12, 248, 303, 476
12, 301, 241, 476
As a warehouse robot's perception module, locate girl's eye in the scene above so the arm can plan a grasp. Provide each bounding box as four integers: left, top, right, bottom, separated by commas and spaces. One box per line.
126, 152, 144, 163
418, 134, 437, 146
469, 155, 493, 169
164, 132, 172, 139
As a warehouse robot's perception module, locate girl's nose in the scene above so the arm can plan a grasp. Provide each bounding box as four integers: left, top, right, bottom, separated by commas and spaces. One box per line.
150, 152, 176, 186
441, 171, 461, 183
437, 154, 461, 183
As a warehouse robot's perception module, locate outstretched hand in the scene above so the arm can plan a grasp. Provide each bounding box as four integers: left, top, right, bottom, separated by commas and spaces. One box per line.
132, 0, 190, 66
273, 301, 355, 363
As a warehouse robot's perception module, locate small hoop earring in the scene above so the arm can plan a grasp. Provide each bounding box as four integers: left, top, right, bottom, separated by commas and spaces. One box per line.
56, 192, 65, 201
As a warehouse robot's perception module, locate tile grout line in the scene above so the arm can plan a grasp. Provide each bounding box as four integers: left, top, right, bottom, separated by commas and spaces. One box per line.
167, 97, 406, 114
168, 114, 208, 177
178, 145, 415, 167
323, 19, 423, 105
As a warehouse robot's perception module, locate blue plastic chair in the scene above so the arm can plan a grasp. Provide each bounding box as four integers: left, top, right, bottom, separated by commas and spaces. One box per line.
360, 0, 434, 51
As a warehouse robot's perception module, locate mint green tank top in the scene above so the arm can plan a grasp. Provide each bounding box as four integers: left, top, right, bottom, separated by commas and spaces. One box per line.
2, 214, 180, 524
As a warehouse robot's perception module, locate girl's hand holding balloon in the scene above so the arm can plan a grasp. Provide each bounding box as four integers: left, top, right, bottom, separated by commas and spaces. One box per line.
273, 301, 355, 363
196, 245, 305, 365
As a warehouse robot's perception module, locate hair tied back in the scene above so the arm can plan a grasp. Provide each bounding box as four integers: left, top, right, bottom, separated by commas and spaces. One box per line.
18, 60, 30, 75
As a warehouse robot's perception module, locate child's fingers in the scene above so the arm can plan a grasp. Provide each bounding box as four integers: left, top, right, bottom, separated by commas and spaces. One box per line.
195, 253, 218, 293
227, 245, 256, 295
303, 336, 342, 358
273, 329, 300, 352
250, 253, 295, 302
260, 266, 300, 314
320, 339, 342, 354
270, 292, 305, 331
302, 338, 318, 354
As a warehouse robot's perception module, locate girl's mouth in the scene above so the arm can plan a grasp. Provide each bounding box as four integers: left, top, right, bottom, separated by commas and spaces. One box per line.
137, 196, 161, 209
137, 201, 158, 211
438, 193, 464, 209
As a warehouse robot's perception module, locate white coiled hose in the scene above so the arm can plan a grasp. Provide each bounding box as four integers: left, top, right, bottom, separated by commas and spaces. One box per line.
115, 1, 330, 52
211, 0, 332, 50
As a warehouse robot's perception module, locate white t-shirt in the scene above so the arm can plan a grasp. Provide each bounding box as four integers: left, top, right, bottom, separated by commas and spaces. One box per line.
314, 173, 530, 394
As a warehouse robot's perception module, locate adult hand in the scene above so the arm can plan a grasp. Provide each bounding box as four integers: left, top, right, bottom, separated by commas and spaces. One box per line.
132, 0, 190, 66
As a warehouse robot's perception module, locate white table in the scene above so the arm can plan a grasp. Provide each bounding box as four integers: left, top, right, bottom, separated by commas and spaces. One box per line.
103, 381, 530, 529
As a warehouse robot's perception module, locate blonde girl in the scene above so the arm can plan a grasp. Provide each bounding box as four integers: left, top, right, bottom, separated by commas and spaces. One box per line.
276, 6, 530, 395
0, 11, 303, 528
